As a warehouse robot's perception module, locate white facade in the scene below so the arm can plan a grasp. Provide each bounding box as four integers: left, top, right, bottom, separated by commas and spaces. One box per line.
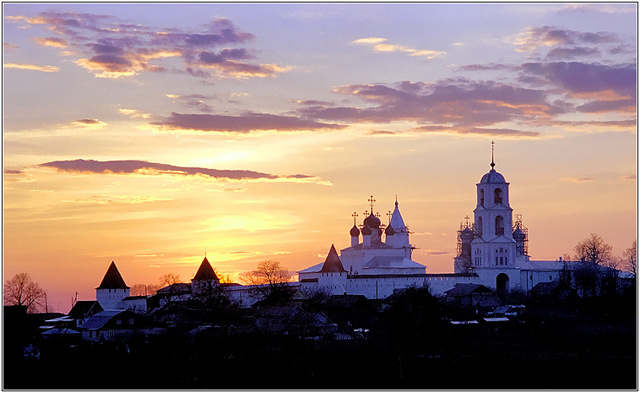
96, 288, 130, 310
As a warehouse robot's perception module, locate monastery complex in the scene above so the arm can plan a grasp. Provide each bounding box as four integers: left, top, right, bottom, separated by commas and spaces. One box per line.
90, 148, 579, 310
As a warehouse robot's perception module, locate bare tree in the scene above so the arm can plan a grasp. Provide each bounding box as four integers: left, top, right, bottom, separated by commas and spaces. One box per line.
4, 273, 47, 313
159, 273, 181, 287
572, 234, 613, 297
623, 240, 637, 277
240, 260, 295, 302
573, 233, 612, 265
130, 283, 162, 296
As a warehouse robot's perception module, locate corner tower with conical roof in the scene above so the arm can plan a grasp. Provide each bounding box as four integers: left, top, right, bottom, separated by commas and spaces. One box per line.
191, 256, 220, 297
96, 261, 130, 310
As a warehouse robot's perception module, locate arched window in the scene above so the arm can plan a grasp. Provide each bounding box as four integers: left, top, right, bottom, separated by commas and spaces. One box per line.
495, 215, 504, 235
480, 189, 485, 205
476, 216, 483, 236
494, 188, 503, 204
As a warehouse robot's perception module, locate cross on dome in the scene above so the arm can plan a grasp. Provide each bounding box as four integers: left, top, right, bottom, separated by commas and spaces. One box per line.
352, 211, 358, 226
368, 195, 376, 212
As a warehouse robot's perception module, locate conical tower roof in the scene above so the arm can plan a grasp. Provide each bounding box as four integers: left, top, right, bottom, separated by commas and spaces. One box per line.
96, 261, 129, 289
319, 244, 347, 273
193, 256, 219, 281
389, 199, 407, 230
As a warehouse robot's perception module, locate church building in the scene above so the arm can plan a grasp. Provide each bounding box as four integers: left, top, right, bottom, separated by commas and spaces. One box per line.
297, 145, 571, 299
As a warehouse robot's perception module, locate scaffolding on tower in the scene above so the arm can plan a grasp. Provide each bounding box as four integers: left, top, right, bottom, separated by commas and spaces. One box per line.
513, 214, 529, 255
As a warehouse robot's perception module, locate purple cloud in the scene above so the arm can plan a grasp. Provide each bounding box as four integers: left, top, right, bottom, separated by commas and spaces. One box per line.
456, 63, 518, 72
12, 11, 279, 79
72, 118, 104, 125
516, 26, 620, 52
298, 79, 556, 130
152, 112, 346, 132
546, 46, 600, 60
520, 62, 636, 113
40, 159, 315, 181
520, 61, 635, 92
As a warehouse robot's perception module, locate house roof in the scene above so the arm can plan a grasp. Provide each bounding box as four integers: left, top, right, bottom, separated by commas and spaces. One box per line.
157, 283, 191, 294
445, 283, 492, 297
68, 300, 103, 319
96, 261, 130, 290
319, 244, 347, 273
193, 256, 219, 281
82, 310, 127, 330
298, 262, 324, 274
42, 327, 80, 335
122, 295, 148, 301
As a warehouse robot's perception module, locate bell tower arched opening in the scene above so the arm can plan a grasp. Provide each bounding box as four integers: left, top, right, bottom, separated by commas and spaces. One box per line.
495, 215, 504, 235
494, 188, 503, 204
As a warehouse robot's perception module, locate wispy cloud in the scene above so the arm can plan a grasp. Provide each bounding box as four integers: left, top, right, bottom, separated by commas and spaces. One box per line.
33, 36, 67, 48
69, 118, 108, 129
562, 176, 596, 183
413, 125, 541, 138
166, 94, 216, 113
151, 112, 346, 133
39, 159, 327, 184
4, 63, 59, 72
61, 194, 172, 205
353, 37, 445, 59
119, 108, 152, 119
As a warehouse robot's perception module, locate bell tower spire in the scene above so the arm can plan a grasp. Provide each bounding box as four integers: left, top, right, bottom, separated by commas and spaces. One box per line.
490, 140, 495, 169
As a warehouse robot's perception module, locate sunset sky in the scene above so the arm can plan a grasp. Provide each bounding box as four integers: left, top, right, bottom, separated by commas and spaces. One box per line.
3, 3, 636, 313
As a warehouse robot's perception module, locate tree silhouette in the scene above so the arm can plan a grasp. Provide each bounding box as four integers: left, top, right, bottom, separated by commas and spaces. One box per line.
240, 260, 294, 303
573, 233, 613, 296
4, 273, 46, 313
573, 233, 612, 265
623, 240, 636, 277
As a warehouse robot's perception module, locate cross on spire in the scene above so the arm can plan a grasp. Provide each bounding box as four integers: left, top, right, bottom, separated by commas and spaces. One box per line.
368, 195, 376, 213
352, 211, 358, 226
490, 140, 496, 169
387, 210, 392, 223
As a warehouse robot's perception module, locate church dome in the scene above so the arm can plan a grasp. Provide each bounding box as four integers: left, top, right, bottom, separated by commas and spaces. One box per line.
480, 169, 506, 184
513, 227, 526, 241
350, 225, 360, 237
385, 224, 395, 236
361, 223, 373, 235
363, 212, 381, 229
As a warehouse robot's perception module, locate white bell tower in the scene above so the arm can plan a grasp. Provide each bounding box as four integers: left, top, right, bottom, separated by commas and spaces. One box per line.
471, 142, 516, 269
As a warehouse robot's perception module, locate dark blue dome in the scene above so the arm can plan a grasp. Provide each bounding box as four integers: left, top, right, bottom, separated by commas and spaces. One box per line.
363, 213, 381, 229
480, 169, 506, 184
513, 227, 526, 240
